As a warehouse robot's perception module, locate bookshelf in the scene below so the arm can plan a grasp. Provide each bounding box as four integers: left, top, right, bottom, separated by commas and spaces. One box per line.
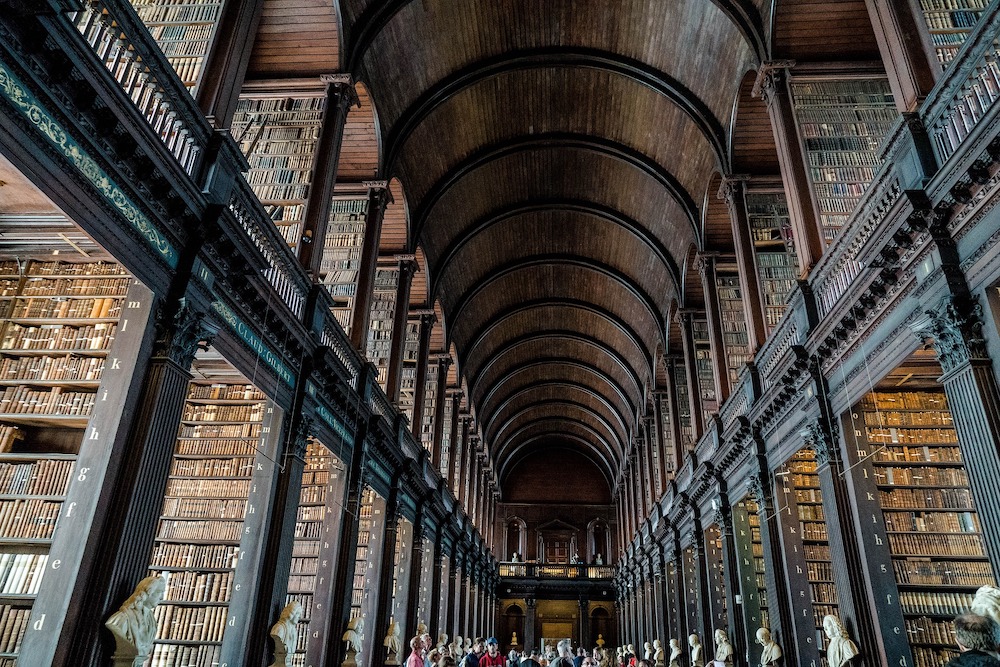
671, 362, 694, 452
147, 380, 270, 667
715, 266, 750, 385
366, 266, 399, 391
745, 191, 799, 331
388, 518, 412, 639
421, 362, 438, 454
416, 535, 433, 627
0, 259, 129, 663
398, 320, 419, 422
732, 496, 767, 667
692, 318, 717, 423
682, 544, 702, 638
790, 78, 897, 245
231, 92, 326, 251
321, 197, 369, 336
918, 0, 988, 66
704, 523, 728, 633
657, 394, 676, 478
284, 440, 340, 667
855, 389, 995, 667
439, 395, 454, 480
778, 449, 839, 656
350, 487, 386, 662
130, 0, 223, 94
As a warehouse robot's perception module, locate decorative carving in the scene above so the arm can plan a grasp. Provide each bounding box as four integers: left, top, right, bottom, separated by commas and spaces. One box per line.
911, 294, 989, 373
800, 422, 840, 467
712, 505, 731, 533
154, 298, 217, 367
289, 415, 314, 460
751, 60, 796, 105
747, 475, 766, 510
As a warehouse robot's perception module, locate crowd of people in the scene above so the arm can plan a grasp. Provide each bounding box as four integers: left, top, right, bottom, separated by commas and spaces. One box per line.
399, 635, 614, 667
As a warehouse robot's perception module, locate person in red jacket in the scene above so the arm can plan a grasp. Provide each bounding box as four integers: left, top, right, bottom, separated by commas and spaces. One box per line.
481, 637, 507, 667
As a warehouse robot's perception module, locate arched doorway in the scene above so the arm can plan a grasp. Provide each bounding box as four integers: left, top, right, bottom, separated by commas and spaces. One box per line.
590, 607, 613, 651
501, 603, 525, 652
505, 517, 526, 561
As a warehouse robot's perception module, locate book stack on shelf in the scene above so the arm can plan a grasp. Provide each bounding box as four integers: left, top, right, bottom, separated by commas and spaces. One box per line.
657, 394, 676, 479
705, 523, 729, 632
366, 267, 399, 391
790, 78, 896, 245
322, 197, 369, 335
416, 536, 433, 625
858, 389, 994, 667
745, 191, 799, 330
682, 545, 702, 635
420, 362, 438, 454
148, 381, 267, 667
745, 499, 769, 630
388, 519, 411, 638
0, 259, 128, 664
438, 396, 454, 480
398, 320, 420, 422
284, 440, 338, 667
351, 488, 376, 620
692, 318, 717, 422
715, 266, 750, 385
231, 93, 326, 251
671, 362, 694, 453
130, 0, 223, 94
918, 0, 987, 66
782, 449, 840, 650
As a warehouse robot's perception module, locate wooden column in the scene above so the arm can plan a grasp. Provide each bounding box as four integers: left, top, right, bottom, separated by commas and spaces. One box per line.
409, 311, 436, 439
430, 539, 445, 640
525, 598, 537, 653
676, 310, 705, 440
696, 253, 731, 402
713, 501, 747, 667
752, 62, 825, 272
385, 257, 418, 404
864, 0, 939, 111
667, 538, 688, 647
430, 357, 452, 468
298, 76, 360, 274
349, 183, 391, 351
459, 553, 471, 636
196, 0, 266, 128
447, 394, 464, 491
406, 510, 427, 637
447, 549, 460, 638
652, 392, 668, 486
718, 177, 768, 351
651, 553, 667, 649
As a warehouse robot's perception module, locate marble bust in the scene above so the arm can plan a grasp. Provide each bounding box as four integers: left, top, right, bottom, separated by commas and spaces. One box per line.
668, 639, 682, 667
756, 628, 781, 667
714, 629, 733, 664
105, 574, 167, 667
823, 615, 859, 667
688, 634, 704, 667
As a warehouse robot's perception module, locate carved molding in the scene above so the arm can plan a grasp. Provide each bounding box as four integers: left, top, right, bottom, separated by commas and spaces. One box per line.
911, 294, 989, 374
154, 298, 217, 368
751, 60, 796, 105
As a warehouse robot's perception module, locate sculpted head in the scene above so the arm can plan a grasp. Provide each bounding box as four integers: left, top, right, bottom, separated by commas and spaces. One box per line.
755, 628, 770, 645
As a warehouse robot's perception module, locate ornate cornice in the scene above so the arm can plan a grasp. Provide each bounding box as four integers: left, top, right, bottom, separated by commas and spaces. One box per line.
911, 294, 988, 374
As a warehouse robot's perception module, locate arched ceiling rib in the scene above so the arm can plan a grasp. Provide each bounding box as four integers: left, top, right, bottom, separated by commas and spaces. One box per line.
341, 0, 761, 487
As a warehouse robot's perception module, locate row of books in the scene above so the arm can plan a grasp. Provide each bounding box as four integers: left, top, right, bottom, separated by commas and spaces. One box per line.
888, 533, 985, 556
9, 297, 121, 320
148, 644, 224, 667
0, 323, 115, 351
807, 561, 833, 582
164, 478, 251, 498
0, 606, 28, 655
862, 391, 949, 410
893, 559, 994, 586
883, 510, 979, 533
162, 497, 247, 520
296, 505, 324, 522
877, 466, 968, 486
0, 354, 104, 383
875, 445, 963, 463
188, 384, 266, 401
182, 403, 265, 422
0, 387, 95, 416
0, 498, 60, 539
799, 521, 830, 541
864, 410, 953, 426
0, 554, 46, 595
176, 423, 261, 439
19, 277, 129, 297
157, 519, 242, 542
161, 570, 233, 603
154, 603, 227, 642
169, 457, 255, 478
174, 439, 255, 457
907, 616, 962, 646
879, 487, 973, 509
0, 459, 73, 497
150, 543, 241, 570
899, 591, 974, 616
923, 9, 984, 28
6, 261, 127, 277
867, 427, 959, 444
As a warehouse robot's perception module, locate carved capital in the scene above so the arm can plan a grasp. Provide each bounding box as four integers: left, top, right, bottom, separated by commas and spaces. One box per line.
291, 416, 314, 460
716, 175, 749, 209
747, 475, 767, 511
752, 60, 796, 105
911, 294, 989, 374
712, 505, 731, 533
800, 422, 839, 467
153, 298, 217, 368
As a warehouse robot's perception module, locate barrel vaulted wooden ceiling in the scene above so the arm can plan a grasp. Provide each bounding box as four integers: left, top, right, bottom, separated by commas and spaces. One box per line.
248, 0, 880, 497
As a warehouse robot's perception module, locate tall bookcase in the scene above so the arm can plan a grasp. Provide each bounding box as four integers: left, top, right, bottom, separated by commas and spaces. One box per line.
416, 535, 433, 627
0, 259, 129, 664
744, 191, 799, 331
350, 488, 385, 662
732, 497, 767, 667
852, 389, 995, 667
366, 266, 399, 391
231, 91, 326, 251
715, 266, 750, 385
777, 449, 839, 655
918, 0, 988, 66
692, 318, 717, 423
388, 518, 413, 642
790, 77, 896, 244
704, 524, 728, 635
657, 393, 676, 478
681, 544, 703, 639
130, 0, 223, 94
421, 362, 438, 454
322, 197, 369, 335
671, 362, 694, 452
398, 320, 419, 422
148, 379, 275, 667
439, 394, 454, 480
284, 440, 342, 667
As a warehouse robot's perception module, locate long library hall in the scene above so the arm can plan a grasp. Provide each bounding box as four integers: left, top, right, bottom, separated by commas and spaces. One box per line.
4, 2, 1000, 667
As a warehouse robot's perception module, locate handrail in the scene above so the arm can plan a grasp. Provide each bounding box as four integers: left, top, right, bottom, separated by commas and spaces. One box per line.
498, 562, 614, 579
69, 0, 211, 176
